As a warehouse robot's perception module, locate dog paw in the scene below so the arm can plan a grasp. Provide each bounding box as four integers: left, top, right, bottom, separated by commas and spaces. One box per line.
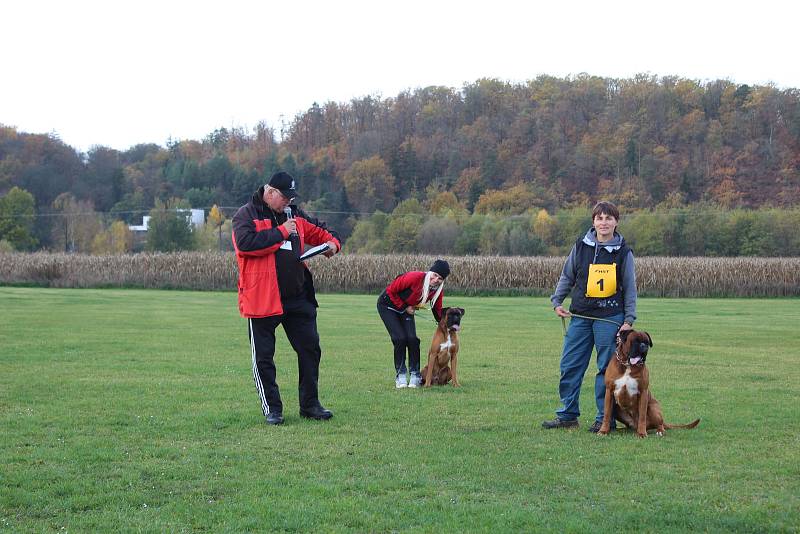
656, 431, 663, 437
597, 430, 609, 436
637, 433, 647, 439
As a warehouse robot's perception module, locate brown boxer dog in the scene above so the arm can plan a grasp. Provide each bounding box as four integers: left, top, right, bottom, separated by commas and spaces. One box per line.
599, 329, 700, 438
422, 307, 464, 387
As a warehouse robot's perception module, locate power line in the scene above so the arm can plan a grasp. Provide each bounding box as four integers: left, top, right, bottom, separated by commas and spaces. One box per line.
0, 206, 379, 220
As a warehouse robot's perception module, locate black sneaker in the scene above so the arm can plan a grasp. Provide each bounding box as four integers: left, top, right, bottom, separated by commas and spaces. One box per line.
266, 411, 284, 425
588, 421, 615, 433
542, 417, 578, 429
299, 405, 333, 420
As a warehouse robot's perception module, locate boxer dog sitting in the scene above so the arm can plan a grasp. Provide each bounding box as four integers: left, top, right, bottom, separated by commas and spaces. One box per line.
599, 329, 700, 438
422, 307, 464, 387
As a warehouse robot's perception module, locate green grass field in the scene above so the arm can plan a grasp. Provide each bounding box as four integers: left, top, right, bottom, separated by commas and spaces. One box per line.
1, 287, 798, 533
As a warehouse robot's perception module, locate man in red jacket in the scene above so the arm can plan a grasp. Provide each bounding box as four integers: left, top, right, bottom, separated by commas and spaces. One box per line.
232, 171, 341, 425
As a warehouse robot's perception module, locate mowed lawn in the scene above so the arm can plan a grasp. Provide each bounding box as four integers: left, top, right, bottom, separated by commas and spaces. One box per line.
1, 287, 798, 533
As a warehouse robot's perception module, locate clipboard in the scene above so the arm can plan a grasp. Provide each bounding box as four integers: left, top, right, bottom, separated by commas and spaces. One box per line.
299, 243, 330, 261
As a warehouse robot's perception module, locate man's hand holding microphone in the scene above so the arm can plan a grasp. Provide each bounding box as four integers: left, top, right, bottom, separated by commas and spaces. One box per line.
282, 207, 297, 236
281, 207, 339, 258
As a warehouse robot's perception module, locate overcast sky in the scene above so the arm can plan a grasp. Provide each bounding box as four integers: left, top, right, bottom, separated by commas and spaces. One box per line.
2, 0, 797, 153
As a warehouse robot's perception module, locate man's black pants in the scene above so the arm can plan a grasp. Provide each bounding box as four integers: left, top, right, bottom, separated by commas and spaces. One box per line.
377, 293, 420, 375
248, 294, 322, 417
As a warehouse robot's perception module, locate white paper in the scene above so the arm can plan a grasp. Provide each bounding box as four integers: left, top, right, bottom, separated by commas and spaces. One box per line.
300, 243, 330, 261
279, 240, 292, 251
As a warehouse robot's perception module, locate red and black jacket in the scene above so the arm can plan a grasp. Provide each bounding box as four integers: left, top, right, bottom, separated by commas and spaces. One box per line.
382, 271, 445, 322
232, 187, 341, 318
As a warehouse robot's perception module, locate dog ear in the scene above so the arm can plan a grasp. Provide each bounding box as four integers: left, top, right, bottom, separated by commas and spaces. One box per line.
458, 307, 465, 316
643, 331, 653, 347
618, 329, 632, 343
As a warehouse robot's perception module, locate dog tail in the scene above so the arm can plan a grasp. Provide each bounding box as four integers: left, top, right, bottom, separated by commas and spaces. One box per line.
664, 418, 700, 429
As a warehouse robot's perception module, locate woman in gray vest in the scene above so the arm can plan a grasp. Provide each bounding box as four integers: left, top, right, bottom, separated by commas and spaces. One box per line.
542, 201, 637, 433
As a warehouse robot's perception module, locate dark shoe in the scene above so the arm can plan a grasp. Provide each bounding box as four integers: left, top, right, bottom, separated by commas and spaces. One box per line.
300, 405, 333, 420
588, 420, 615, 433
266, 412, 284, 425
542, 417, 578, 429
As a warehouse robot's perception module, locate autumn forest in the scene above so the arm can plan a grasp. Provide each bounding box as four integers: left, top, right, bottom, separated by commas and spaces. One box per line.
1, 73, 799, 256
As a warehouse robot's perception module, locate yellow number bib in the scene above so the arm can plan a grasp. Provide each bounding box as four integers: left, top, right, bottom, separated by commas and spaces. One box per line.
586, 263, 617, 298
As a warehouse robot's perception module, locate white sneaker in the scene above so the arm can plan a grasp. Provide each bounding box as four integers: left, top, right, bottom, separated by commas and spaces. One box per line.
408, 373, 422, 388
395, 373, 408, 388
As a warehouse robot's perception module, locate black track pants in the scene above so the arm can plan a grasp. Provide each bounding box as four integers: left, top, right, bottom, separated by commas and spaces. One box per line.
377, 294, 420, 375
248, 294, 322, 417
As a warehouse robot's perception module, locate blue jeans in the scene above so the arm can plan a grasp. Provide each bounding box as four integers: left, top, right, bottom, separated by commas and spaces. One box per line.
555, 313, 623, 423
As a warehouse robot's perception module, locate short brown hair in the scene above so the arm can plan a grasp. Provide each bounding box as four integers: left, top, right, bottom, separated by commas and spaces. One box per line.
591, 201, 620, 221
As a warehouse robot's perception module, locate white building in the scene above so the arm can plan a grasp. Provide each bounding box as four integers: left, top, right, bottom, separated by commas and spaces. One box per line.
128, 215, 151, 232
128, 209, 205, 232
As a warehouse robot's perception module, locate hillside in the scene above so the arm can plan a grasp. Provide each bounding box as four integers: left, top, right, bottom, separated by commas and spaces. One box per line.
1, 73, 799, 253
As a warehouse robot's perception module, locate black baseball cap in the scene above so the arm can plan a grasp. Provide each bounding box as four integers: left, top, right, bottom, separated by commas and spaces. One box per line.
267, 171, 298, 200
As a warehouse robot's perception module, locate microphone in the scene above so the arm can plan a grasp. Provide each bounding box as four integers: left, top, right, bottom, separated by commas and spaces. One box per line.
283, 206, 297, 236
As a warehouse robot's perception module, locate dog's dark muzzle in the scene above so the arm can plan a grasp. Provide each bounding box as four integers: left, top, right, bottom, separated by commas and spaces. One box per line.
628, 342, 649, 365
447, 314, 462, 330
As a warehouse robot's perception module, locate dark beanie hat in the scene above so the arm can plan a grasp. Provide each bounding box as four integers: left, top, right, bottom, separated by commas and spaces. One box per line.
430, 259, 450, 279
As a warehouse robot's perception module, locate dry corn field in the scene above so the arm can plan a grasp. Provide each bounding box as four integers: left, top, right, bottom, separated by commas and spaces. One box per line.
0, 252, 798, 297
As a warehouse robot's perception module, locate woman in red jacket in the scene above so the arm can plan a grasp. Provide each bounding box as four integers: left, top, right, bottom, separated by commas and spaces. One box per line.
377, 259, 450, 388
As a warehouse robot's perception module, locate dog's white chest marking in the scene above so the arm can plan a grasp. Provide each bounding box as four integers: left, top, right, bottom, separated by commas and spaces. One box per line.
614, 369, 639, 397
439, 333, 452, 353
